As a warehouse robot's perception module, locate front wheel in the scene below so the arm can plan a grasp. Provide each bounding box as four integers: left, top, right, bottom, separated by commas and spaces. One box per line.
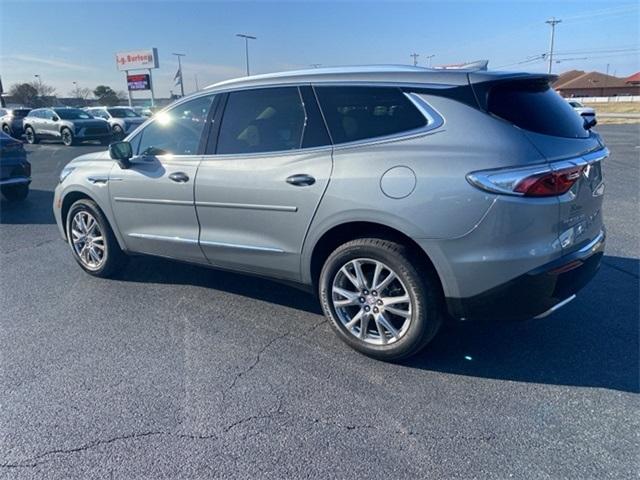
24, 127, 38, 144
66, 199, 127, 277
1, 184, 29, 201
319, 238, 443, 361
61, 128, 75, 146
2, 124, 12, 136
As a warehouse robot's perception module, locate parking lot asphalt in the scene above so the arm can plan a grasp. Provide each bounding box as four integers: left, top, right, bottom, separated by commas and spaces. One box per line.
1, 125, 638, 479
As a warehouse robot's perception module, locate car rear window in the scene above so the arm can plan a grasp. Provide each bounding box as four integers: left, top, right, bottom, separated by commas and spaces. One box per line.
488, 80, 588, 138
314, 86, 427, 144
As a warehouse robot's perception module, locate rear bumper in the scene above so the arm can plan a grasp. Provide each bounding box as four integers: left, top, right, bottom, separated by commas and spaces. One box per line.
446, 230, 605, 321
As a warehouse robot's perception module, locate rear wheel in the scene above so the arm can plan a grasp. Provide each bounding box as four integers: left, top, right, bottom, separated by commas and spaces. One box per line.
24, 126, 38, 144
66, 199, 127, 277
61, 128, 75, 146
319, 238, 443, 361
1, 184, 29, 201
2, 124, 11, 136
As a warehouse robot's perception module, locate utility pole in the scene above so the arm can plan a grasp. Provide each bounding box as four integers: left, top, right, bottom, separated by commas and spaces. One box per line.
424, 54, 435, 67
236, 33, 257, 76
172, 53, 186, 97
545, 17, 562, 74
194, 74, 200, 91
410, 53, 419, 66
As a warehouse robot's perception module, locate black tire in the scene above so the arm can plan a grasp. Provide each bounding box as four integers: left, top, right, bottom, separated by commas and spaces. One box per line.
319, 238, 443, 361
2, 124, 11, 136
1, 184, 29, 201
24, 126, 38, 144
112, 125, 124, 140
61, 127, 75, 146
66, 199, 127, 277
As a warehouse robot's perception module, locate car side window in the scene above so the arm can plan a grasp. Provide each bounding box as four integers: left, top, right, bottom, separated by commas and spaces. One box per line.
216, 87, 306, 154
314, 86, 427, 144
134, 94, 215, 156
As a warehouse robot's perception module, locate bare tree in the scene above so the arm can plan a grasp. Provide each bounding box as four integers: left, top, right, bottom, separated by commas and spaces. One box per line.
70, 85, 92, 100
30, 80, 56, 98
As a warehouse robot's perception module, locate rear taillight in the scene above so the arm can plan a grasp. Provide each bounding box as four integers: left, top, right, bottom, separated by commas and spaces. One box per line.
467, 163, 583, 197
513, 165, 583, 197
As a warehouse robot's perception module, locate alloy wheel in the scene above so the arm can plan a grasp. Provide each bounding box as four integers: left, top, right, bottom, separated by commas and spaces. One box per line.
70, 211, 106, 270
331, 258, 412, 345
62, 130, 73, 146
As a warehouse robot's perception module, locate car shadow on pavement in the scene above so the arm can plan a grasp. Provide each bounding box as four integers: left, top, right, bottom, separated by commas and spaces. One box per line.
118, 254, 638, 393
405, 255, 639, 394
0, 189, 56, 225
118, 255, 323, 315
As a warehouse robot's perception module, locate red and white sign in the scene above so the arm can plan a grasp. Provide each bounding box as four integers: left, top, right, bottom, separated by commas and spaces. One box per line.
116, 48, 159, 71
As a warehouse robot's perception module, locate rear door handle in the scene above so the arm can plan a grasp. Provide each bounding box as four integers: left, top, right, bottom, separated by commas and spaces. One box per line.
286, 174, 315, 186
169, 172, 189, 183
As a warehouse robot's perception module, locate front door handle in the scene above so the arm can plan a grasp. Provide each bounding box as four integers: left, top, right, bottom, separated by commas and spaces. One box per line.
286, 174, 315, 187
169, 172, 189, 183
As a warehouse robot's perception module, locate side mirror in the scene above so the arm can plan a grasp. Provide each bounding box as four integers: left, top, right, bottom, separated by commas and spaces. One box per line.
583, 117, 597, 130
52, 115, 59, 122
109, 141, 133, 169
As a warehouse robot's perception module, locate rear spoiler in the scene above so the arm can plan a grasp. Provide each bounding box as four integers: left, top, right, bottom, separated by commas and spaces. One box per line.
467, 72, 559, 111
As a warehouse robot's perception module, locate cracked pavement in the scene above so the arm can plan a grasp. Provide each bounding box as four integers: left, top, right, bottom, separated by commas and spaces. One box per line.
1, 125, 638, 479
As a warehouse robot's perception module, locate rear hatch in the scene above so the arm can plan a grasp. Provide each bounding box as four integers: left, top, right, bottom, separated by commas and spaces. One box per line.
471, 74, 606, 255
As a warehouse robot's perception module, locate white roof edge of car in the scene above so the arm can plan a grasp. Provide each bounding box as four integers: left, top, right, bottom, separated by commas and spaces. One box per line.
202, 64, 549, 92
203, 64, 474, 91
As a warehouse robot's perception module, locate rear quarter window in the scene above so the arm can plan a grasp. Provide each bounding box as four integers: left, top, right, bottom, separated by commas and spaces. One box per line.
314, 86, 427, 144
488, 80, 588, 138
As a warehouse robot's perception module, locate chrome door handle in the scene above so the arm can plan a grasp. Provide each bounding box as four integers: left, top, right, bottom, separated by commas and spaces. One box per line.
169, 172, 189, 183
286, 174, 315, 186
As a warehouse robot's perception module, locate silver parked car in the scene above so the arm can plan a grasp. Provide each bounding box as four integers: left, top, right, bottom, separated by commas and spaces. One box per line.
23, 107, 112, 146
53, 66, 607, 360
85, 106, 147, 140
0, 107, 31, 138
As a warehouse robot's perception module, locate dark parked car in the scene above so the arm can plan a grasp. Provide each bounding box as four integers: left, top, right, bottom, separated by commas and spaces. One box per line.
85, 107, 146, 140
0, 131, 30, 201
0, 108, 31, 138
23, 108, 111, 146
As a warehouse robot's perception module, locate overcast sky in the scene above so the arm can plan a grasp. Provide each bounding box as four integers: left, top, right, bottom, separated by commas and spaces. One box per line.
1, 0, 638, 101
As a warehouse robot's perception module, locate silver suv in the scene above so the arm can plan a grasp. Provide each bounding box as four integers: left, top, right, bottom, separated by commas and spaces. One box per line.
53, 66, 607, 360
24, 107, 111, 146
85, 107, 147, 140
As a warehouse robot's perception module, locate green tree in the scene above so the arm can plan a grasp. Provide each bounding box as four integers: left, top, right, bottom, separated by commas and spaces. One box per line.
93, 85, 122, 106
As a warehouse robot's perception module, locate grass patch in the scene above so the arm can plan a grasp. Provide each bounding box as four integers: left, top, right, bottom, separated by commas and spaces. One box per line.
583, 102, 640, 114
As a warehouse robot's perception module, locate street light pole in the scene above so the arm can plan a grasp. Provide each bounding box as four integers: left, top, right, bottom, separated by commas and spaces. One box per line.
172, 53, 186, 97
545, 17, 562, 74
424, 54, 435, 67
236, 33, 257, 76
410, 53, 419, 66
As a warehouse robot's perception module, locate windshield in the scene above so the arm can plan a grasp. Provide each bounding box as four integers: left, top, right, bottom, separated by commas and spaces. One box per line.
55, 109, 93, 120
108, 108, 139, 118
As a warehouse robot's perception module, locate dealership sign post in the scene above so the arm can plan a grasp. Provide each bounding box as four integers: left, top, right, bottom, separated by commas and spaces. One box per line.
115, 48, 159, 107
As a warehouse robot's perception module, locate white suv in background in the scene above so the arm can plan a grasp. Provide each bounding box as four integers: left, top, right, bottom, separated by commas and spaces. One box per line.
85, 107, 146, 140
567, 100, 596, 124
